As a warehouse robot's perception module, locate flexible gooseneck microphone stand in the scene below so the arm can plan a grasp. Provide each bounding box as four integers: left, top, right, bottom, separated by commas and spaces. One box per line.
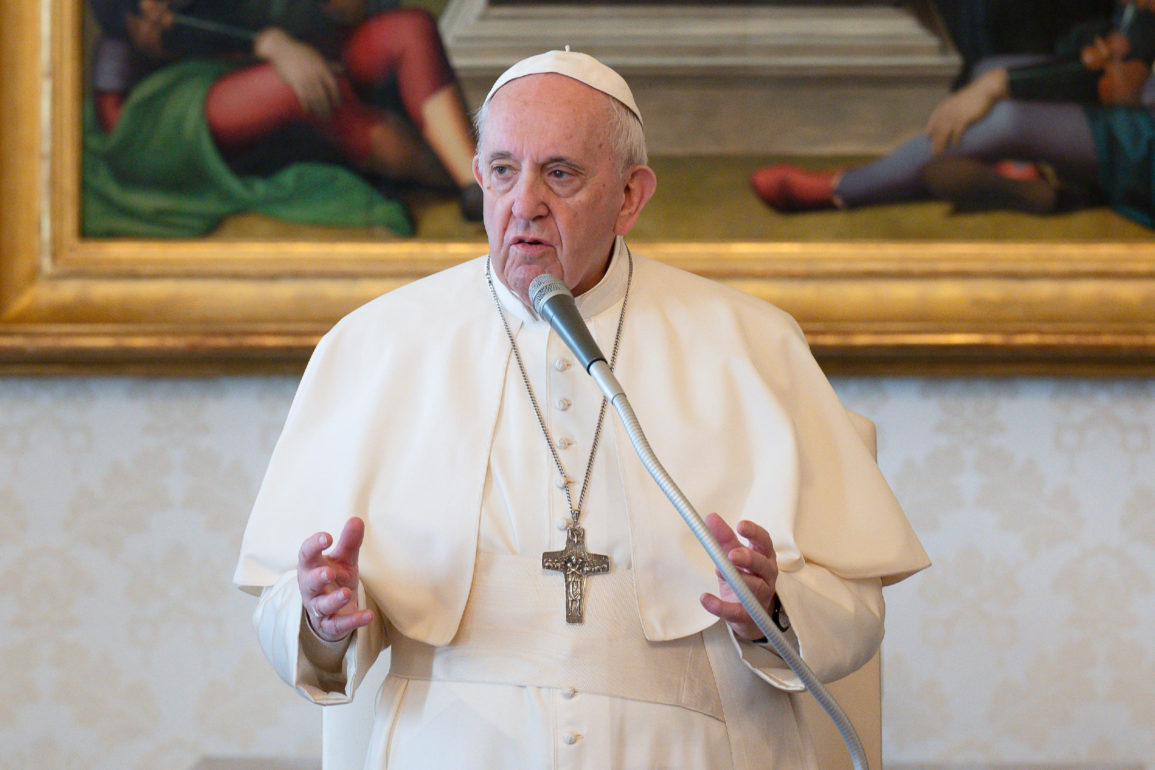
530, 273, 869, 770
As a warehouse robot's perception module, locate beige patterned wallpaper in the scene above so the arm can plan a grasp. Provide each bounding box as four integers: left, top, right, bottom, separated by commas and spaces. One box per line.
0, 376, 1152, 769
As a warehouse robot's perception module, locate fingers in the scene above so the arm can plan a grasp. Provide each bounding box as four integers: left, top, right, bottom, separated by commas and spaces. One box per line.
927, 121, 961, 153
299, 564, 332, 600
305, 594, 374, 643
311, 585, 357, 617
298, 518, 364, 570
298, 517, 364, 602
928, 131, 947, 156
701, 591, 765, 625
271, 38, 343, 118
703, 512, 740, 552
297, 83, 328, 119
702, 515, 779, 639
303, 579, 374, 643
1083, 42, 1105, 70
318, 68, 342, 113
699, 591, 737, 620
299, 530, 333, 570
315, 608, 375, 641
722, 546, 777, 586
699, 593, 762, 639
299, 64, 341, 118
1082, 34, 1130, 71
924, 111, 951, 154
712, 517, 778, 583
948, 124, 964, 150
713, 564, 775, 604
329, 517, 365, 566
736, 520, 774, 556
924, 104, 951, 150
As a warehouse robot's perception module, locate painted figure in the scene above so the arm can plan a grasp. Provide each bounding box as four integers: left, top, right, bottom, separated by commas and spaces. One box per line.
85, 0, 481, 237
752, 1, 1155, 227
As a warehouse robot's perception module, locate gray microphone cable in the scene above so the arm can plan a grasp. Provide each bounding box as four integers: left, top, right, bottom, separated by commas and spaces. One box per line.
529, 273, 869, 770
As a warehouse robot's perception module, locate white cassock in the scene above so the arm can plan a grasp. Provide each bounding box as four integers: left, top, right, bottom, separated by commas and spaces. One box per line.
234, 237, 930, 769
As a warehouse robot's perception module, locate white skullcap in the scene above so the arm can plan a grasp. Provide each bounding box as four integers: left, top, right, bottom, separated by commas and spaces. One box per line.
483, 48, 643, 124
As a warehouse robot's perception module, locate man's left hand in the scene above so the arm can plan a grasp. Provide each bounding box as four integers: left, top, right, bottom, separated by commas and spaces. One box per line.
699, 513, 779, 641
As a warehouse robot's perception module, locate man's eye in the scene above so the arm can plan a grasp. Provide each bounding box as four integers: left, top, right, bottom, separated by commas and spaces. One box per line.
549, 169, 573, 179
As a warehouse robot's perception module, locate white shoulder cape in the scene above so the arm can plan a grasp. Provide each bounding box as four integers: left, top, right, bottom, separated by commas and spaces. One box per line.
234, 253, 929, 645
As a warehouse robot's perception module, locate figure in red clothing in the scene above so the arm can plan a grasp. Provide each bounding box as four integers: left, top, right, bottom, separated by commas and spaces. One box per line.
85, 0, 481, 237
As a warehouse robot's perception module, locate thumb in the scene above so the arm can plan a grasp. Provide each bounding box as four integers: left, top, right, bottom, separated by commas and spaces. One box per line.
329, 516, 365, 566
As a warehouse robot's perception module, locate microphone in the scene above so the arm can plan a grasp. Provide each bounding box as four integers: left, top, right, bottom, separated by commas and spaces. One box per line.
528, 274, 606, 372
528, 274, 866, 768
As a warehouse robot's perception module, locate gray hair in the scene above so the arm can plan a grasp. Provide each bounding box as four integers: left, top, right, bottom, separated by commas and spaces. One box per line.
474, 89, 648, 174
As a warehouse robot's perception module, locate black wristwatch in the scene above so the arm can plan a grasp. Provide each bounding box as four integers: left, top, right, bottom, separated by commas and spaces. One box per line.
770, 594, 790, 632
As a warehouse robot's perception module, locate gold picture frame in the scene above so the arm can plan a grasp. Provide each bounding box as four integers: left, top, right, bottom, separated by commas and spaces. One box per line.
3, 0, 1155, 375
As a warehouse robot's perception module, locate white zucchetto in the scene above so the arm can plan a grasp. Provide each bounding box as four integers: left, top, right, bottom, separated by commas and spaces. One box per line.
482, 48, 643, 124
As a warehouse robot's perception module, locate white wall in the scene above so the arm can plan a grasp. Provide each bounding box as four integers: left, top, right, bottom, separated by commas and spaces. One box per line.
0, 376, 1152, 769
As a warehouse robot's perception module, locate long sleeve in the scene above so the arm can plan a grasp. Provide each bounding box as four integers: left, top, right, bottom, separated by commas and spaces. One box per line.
730, 564, 883, 690
729, 408, 890, 689
1007, 5, 1155, 103
252, 570, 388, 704
1007, 57, 1102, 102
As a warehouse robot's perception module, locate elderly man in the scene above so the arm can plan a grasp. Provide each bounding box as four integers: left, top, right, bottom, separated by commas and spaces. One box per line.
235, 50, 929, 768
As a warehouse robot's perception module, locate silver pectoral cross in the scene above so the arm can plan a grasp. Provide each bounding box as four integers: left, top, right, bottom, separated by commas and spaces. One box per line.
542, 523, 610, 624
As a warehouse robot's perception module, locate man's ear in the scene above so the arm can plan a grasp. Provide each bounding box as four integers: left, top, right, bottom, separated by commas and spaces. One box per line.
613, 165, 658, 236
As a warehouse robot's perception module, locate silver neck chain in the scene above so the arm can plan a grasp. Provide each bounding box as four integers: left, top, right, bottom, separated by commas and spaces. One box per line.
485, 248, 633, 525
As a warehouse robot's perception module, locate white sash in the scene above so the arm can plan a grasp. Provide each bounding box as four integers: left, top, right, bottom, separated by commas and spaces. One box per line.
387, 551, 724, 720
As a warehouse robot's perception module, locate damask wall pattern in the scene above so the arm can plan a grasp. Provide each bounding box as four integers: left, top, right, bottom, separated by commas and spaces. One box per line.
0, 376, 1151, 769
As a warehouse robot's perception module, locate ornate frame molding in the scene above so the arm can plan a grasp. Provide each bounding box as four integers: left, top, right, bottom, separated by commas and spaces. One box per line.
2, 0, 1154, 375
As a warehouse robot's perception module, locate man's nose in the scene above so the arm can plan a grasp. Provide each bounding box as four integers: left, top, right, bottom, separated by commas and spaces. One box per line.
510, 173, 549, 220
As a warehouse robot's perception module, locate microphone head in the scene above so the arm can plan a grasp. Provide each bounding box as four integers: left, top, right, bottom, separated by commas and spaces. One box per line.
528, 273, 573, 316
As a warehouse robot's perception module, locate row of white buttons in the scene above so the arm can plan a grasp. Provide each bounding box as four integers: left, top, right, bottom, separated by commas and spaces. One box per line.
553, 354, 578, 533
561, 685, 580, 746
553, 363, 575, 476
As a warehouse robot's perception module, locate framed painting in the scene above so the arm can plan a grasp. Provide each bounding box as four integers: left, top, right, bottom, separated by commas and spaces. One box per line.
2, 0, 1154, 375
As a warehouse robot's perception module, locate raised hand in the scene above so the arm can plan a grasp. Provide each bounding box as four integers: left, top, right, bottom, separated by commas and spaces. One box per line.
699, 513, 779, 641
297, 516, 374, 643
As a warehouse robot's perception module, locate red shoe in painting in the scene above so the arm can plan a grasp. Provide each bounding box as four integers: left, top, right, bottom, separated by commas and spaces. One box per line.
750, 164, 841, 212
992, 159, 1044, 182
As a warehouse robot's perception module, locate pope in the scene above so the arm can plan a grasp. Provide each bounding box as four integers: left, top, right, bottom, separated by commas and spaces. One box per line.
235, 49, 929, 769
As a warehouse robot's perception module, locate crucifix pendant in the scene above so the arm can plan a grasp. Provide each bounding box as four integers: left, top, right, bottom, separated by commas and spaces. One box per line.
542, 523, 610, 624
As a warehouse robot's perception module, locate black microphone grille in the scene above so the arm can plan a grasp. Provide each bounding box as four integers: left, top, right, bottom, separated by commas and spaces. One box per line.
528, 274, 572, 316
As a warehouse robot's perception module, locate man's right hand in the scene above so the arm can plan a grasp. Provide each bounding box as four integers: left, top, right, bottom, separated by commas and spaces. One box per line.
298, 516, 374, 643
